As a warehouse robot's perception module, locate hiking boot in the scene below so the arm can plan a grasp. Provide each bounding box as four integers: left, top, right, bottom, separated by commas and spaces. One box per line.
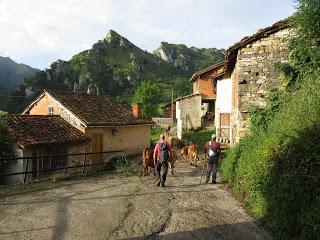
205, 177, 209, 184
156, 180, 161, 186
212, 180, 217, 184
161, 183, 165, 187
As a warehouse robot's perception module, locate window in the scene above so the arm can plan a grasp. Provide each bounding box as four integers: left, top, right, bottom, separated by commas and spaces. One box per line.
48, 107, 54, 115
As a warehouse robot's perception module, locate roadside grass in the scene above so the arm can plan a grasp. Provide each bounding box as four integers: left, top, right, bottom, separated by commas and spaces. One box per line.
151, 125, 164, 145
182, 129, 215, 150
114, 154, 142, 177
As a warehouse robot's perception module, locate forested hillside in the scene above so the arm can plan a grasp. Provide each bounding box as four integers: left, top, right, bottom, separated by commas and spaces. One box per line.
0, 56, 39, 94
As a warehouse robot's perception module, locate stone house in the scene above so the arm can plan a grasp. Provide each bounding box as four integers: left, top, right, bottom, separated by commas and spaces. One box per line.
3, 115, 90, 183
212, 19, 292, 144
175, 94, 201, 139
162, 102, 176, 120
175, 62, 224, 139
23, 90, 153, 160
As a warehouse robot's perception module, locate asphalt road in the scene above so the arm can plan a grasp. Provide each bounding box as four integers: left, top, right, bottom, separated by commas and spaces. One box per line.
0, 162, 271, 240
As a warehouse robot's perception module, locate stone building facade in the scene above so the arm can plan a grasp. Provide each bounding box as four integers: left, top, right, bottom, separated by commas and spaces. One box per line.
175, 94, 203, 139
233, 27, 291, 140
212, 19, 292, 144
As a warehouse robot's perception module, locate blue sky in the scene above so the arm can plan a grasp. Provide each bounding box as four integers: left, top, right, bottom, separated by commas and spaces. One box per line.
0, 0, 295, 70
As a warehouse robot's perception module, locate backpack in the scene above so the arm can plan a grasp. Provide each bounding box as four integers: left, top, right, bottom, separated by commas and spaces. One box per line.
208, 141, 219, 157
159, 142, 170, 163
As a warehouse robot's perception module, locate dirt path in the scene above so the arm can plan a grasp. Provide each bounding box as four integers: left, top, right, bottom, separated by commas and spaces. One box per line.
0, 162, 271, 240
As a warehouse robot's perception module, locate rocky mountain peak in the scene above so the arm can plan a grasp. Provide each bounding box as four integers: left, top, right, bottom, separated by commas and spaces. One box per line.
105, 30, 133, 48
154, 42, 175, 63
154, 42, 225, 72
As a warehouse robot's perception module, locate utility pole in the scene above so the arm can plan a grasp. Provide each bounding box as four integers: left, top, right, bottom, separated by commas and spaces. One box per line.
171, 90, 174, 124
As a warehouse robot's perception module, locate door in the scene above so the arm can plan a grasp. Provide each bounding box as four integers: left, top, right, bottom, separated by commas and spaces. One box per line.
92, 134, 103, 163
219, 113, 230, 141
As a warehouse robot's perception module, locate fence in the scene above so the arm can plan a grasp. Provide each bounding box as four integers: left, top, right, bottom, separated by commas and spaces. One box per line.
152, 117, 172, 125
0, 151, 127, 184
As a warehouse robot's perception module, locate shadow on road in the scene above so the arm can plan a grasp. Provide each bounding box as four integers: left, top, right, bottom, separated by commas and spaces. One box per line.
123, 221, 271, 240
51, 197, 70, 240
0, 187, 211, 206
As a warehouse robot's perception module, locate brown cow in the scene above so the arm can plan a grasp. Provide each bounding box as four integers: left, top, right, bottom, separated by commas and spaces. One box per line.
180, 146, 188, 162
142, 147, 155, 176
169, 150, 177, 175
188, 144, 199, 167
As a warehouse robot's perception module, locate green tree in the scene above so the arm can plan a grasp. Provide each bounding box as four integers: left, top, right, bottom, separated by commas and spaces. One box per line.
131, 81, 161, 117
289, 0, 320, 77
0, 112, 14, 160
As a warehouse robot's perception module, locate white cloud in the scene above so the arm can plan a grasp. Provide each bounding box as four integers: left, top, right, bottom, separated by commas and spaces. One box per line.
0, 0, 295, 69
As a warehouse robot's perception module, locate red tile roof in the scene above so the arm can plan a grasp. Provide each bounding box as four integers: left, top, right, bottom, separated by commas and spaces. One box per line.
222, 18, 289, 76
191, 19, 289, 82
45, 90, 153, 127
190, 61, 225, 81
7, 115, 90, 148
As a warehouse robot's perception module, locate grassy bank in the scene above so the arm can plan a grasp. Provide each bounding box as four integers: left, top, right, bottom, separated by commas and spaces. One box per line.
221, 71, 320, 239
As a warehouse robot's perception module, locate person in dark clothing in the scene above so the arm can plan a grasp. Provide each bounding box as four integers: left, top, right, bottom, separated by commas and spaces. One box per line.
164, 125, 171, 137
153, 134, 172, 187
204, 134, 221, 184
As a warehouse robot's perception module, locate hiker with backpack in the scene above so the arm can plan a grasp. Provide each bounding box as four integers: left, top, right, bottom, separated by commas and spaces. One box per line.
153, 134, 172, 187
204, 134, 221, 184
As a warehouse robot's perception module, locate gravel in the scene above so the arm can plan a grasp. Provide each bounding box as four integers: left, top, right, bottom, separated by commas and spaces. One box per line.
0, 162, 271, 240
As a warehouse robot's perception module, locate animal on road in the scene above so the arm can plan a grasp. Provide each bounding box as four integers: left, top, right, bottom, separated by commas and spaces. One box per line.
180, 146, 188, 162
169, 150, 177, 175
188, 144, 199, 167
142, 147, 155, 176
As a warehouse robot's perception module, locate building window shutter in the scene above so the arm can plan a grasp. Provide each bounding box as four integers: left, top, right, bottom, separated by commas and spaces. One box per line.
48, 107, 54, 115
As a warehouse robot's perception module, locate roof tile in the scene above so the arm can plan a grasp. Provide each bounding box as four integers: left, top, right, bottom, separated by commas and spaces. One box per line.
7, 115, 90, 148
46, 90, 153, 126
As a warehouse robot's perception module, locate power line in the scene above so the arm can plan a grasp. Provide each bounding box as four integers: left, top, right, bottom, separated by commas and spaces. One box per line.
0, 95, 37, 99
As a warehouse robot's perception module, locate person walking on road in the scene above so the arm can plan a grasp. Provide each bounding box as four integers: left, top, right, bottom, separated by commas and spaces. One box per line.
153, 134, 172, 187
204, 134, 221, 184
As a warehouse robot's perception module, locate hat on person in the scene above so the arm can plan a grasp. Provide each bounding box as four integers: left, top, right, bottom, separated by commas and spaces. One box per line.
211, 134, 216, 139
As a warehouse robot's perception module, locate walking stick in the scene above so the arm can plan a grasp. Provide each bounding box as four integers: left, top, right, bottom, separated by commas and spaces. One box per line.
200, 158, 206, 184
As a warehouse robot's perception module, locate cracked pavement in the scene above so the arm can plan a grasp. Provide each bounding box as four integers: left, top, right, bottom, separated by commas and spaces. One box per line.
0, 162, 271, 240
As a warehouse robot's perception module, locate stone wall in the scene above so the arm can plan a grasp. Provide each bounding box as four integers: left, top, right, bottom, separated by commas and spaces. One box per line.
176, 94, 202, 138
231, 28, 292, 143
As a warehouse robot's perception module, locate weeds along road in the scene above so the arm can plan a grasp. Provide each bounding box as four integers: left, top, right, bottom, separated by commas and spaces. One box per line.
0, 162, 271, 240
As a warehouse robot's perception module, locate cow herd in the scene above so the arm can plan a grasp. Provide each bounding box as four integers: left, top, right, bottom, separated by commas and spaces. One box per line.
142, 142, 199, 176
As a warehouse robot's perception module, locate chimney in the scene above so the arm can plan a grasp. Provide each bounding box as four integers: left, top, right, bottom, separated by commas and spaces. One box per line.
132, 103, 143, 118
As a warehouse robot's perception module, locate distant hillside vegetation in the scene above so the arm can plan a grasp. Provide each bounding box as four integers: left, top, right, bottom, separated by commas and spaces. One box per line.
0, 57, 39, 93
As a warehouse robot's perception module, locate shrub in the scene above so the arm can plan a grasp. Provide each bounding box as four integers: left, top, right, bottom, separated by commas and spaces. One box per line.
182, 129, 215, 150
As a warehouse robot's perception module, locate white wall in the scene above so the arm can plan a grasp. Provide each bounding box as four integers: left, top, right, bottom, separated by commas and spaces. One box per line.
216, 78, 232, 114
0, 146, 30, 184
215, 78, 232, 138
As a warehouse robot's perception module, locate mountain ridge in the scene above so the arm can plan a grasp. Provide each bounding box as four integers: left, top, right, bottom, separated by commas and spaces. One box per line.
0, 56, 39, 93
1, 29, 225, 113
